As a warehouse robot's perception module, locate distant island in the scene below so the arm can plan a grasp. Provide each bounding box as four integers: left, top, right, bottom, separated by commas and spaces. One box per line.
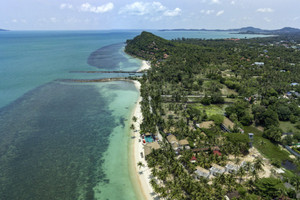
0, 29, 8, 31
160, 26, 300, 35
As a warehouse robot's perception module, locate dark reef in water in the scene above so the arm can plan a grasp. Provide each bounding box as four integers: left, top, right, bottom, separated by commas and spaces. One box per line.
0, 82, 116, 200
88, 43, 127, 70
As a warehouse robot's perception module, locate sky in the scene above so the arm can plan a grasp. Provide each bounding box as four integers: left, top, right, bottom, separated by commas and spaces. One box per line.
1, 0, 300, 30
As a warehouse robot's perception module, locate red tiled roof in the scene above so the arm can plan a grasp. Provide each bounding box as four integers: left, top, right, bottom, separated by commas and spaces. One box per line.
191, 156, 197, 161
213, 150, 222, 156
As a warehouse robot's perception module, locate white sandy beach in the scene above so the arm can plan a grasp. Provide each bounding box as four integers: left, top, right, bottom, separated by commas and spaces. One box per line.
137, 60, 151, 72
130, 80, 157, 200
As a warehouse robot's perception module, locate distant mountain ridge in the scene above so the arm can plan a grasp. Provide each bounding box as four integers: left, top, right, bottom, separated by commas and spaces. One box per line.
160, 26, 300, 34
0, 28, 8, 31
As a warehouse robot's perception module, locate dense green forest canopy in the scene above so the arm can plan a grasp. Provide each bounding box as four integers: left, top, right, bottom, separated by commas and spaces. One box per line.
126, 31, 300, 199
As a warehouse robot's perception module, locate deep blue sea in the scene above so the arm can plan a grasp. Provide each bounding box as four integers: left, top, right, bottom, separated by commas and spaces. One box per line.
0, 30, 267, 200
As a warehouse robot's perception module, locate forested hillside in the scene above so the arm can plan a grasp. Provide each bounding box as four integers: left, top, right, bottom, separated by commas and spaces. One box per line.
126, 32, 300, 199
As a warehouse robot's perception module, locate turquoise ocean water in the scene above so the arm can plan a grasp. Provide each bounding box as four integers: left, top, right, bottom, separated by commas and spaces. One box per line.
0, 30, 266, 200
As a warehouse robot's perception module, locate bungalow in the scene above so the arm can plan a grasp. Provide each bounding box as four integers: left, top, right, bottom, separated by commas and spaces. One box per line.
213, 150, 222, 156
200, 132, 207, 138
282, 132, 294, 136
144, 141, 161, 157
286, 91, 300, 97
195, 166, 210, 179
210, 164, 225, 176
282, 132, 294, 139
190, 156, 197, 163
167, 134, 179, 150
225, 162, 240, 173
197, 121, 215, 129
221, 117, 235, 132
291, 83, 299, 86
179, 139, 190, 150
254, 62, 264, 66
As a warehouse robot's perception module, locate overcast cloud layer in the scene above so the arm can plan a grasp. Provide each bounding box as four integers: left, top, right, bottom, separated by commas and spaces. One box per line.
1, 0, 299, 30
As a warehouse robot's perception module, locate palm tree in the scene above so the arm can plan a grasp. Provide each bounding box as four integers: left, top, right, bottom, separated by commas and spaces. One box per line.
237, 167, 246, 184
151, 167, 158, 177
150, 179, 160, 194
259, 139, 266, 146
132, 116, 137, 122
250, 169, 258, 181
130, 124, 135, 130
226, 174, 235, 192
291, 176, 300, 192
137, 161, 144, 169
254, 157, 264, 172
244, 161, 252, 173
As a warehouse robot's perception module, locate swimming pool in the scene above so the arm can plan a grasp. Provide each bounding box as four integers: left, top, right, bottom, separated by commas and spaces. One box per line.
145, 136, 153, 143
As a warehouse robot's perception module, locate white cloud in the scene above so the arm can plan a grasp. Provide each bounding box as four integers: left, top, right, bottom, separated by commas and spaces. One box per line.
256, 8, 274, 13
164, 8, 181, 17
50, 17, 57, 23
80, 2, 114, 13
201, 9, 215, 15
119, 2, 165, 16
216, 10, 224, 16
211, 0, 220, 4
12, 19, 18, 23
230, 1, 235, 5
264, 17, 271, 22
293, 16, 300, 21
60, 3, 73, 9
119, 2, 181, 18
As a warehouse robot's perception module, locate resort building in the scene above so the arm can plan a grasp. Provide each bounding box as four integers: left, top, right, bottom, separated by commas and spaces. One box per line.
144, 141, 161, 157
210, 164, 225, 176
167, 134, 179, 150
225, 162, 240, 173
196, 121, 215, 129
221, 117, 235, 132
178, 139, 190, 150
254, 62, 264, 66
190, 156, 197, 163
144, 132, 154, 143
195, 166, 210, 179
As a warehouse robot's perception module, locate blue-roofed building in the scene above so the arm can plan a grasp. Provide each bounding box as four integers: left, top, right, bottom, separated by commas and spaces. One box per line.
291, 83, 299, 86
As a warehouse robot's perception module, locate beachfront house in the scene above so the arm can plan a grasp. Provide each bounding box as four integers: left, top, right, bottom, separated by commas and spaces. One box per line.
195, 166, 210, 179
196, 121, 215, 129
221, 117, 235, 132
254, 62, 264, 66
144, 141, 161, 157
210, 164, 225, 176
167, 134, 179, 150
179, 139, 190, 150
225, 162, 240, 173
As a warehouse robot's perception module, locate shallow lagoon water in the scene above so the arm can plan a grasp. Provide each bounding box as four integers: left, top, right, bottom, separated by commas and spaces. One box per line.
0, 31, 143, 200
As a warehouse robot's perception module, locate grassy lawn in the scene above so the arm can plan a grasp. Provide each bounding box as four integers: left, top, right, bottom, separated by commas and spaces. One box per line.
279, 121, 299, 133
224, 98, 236, 103
220, 85, 238, 96
192, 104, 225, 117
244, 126, 290, 163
